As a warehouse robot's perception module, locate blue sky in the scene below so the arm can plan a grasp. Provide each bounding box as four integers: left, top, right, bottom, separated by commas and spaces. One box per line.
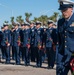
0, 0, 60, 26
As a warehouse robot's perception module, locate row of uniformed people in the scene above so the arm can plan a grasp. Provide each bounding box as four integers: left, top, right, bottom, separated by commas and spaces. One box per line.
0, 20, 58, 68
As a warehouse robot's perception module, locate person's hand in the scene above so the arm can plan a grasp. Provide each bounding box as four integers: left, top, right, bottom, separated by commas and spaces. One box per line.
38, 45, 42, 50
43, 45, 45, 49
18, 42, 21, 46
27, 44, 30, 49
7, 43, 10, 46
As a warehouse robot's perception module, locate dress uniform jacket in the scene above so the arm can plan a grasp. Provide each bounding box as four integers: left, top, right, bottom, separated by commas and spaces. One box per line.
1, 31, 6, 46
45, 28, 53, 47
11, 31, 15, 46
0, 31, 5, 46
13, 28, 21, 46
57, 13, 74, 69
21, 29, 30, 47
0, 31, 2, 47
19, 29, 24, 46
30, 27, 35, 45
34, 28, 43, 47
4, 29, 11, 46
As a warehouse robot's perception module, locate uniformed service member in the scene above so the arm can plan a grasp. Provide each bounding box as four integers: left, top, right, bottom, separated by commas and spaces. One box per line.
0, 27, 6, 59
57, 0, 74, 75
34, 21, 43, 67
3, 24, 11, 64
20, 23, 26, 61
13, 23, 21, 65
11, 27, 15, 60
30, 21, 36, 62
44, 20, 55, 69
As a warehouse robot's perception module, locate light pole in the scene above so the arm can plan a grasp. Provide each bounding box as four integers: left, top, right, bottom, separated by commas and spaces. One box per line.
40, 9, 54, 15
0, 3, 14, 29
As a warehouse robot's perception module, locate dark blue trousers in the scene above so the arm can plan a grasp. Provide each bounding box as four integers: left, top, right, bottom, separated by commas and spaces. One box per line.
12, 46, 15, 60
5, 46, 10, 63
22, 47, 30, 65
35, 47, 42, 67
56, 54, 73, 75
14, 46, 20, 64
30, 45, 35, 62
1, 46, 6, 59
46, 47, 55, 68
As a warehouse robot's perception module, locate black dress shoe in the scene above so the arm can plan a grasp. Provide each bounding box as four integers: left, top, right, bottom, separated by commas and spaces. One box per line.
47, 66, 50, 69
49, 66, 53, 69
16, 63, 20, 65
47, 66, 53, 69
24, 63, 28, 66
27, 63, 30, 66
5, 61, 10, 64
36, 65, 41, 68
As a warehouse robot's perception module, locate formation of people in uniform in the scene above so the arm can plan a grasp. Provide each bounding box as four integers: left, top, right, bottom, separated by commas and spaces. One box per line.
0, 0, 74, 75
0, 20, 58, 69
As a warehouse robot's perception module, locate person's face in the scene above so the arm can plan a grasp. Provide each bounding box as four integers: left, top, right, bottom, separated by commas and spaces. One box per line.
14, 25, 18, 29
21, 25, 25, 29
53, 25, 56, 28
1, 28, 4, 32
48, 23, 53, 28
4, 26, 8, 30
61, 8, 73, 19
36, 24, 41, 29
30, 23, 34, 28
25, 25, 29, 29
11, 28, 15, 32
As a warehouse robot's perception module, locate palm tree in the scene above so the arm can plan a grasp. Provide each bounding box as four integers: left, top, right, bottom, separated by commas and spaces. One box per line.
33, 17, 38, 22
4, 21, 12, 29
4, 21, 9, 23
25, 12, 32, 23
53, 12, 59, 22
40, 15, 48, 25
49, 12, 59, 22
10, 16, 15, 25
8, 24, 13, 29
16, 15, 24, 25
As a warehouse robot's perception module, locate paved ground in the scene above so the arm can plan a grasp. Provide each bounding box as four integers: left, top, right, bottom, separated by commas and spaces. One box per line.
0, 60, 71, 75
